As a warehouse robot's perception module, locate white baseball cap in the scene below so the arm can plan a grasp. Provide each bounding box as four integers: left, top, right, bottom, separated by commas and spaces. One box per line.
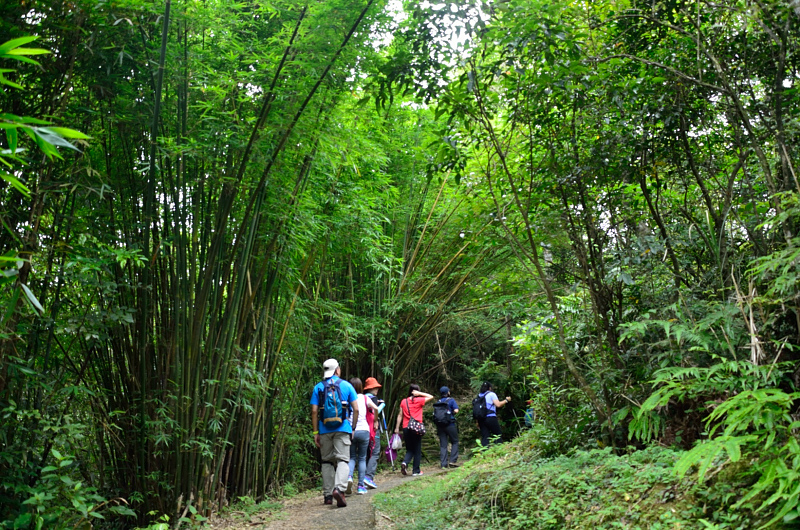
322, 358, 339, 378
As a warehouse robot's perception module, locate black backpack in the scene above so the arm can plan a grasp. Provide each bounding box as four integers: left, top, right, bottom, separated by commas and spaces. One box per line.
433, 399, 453, 425
472, 393, 488, 421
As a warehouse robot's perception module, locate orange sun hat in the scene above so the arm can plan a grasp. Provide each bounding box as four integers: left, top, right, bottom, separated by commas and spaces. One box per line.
363, 377, 382, 391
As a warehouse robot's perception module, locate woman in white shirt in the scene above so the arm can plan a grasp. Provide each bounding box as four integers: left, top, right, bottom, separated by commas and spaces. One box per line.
347, 378, 379, 495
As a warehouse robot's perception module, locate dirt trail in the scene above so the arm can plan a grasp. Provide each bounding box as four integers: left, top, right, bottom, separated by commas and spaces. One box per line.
208, 465, 447, 529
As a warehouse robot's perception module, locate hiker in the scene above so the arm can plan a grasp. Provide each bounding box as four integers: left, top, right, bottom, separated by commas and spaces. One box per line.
394, 384, 434, 476
434, 386, 459, 469
475, 381, 510, 447
310, 359, 359, 507
363, 377, 384, 489
347, 377, 380, 496
524, 399, 535, 428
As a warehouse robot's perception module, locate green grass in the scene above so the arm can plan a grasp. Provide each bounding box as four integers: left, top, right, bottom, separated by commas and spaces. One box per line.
373, 430, 784, 529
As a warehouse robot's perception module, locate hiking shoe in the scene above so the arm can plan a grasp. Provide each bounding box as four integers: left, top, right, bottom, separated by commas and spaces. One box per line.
412, 471, 424, 476
345, 476, 353, 495
332, 488, 347, 507
401, 462, 408, 475
357, 486, 367, 495
324, 495, 333, 505
364, 477, 377, 489
448, 463, 459, 468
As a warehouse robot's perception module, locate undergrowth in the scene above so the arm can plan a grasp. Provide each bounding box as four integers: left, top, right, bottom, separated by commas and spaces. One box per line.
373, 429, 786, 529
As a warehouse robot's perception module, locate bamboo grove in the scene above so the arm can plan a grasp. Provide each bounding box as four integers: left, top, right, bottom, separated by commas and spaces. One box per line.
2, 0, 800, 526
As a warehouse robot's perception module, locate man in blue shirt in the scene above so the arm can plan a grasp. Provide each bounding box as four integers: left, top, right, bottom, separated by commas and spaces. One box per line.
310, 358, 358, 507
436, 386, 460, 469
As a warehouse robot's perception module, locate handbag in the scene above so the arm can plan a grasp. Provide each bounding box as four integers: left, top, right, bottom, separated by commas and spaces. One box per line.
404, 398, 426, 435
384, 445, 398, 465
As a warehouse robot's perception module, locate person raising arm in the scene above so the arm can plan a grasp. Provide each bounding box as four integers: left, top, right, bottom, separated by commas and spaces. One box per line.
476, 381, 510, 447
492, 394, 512, 410
394, 385, 434, 476
394, 388, 434, 433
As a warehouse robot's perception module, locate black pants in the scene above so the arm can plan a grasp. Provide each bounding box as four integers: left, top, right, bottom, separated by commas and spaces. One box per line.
478, 416, 502, 447
402, 428, 423, 474
437, 423, 459, 467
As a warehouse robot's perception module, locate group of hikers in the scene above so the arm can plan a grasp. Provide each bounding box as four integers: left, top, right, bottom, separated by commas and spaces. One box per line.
310, 358, 512, 507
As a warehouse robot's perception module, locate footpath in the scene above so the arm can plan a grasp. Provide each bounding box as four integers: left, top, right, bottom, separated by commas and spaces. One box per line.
208, 465, 447, 529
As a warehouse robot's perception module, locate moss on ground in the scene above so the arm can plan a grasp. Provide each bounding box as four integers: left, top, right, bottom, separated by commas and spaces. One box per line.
373, 430, 784, 529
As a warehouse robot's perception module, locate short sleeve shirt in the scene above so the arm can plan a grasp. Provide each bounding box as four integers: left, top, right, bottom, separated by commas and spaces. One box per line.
310, 376, 357, 434
484, 391, 499, 417
400, 397, 425, 428
352, 394, 370, 432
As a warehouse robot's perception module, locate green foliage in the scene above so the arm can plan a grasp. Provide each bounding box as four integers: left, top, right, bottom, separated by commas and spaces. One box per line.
2, 0, 428, 521
632, 359, 800, 528
134, 512, 171, 530
402, 0, 800, 465
629, 359, 788, 442
512, 310, 605, 453
220, 496, 282, 519
375, 430, 781, 529
0, 413, 135, 528
0, 37, 88, 196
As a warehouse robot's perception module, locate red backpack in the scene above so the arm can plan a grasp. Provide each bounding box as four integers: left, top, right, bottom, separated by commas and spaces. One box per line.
365, 394, 379, 446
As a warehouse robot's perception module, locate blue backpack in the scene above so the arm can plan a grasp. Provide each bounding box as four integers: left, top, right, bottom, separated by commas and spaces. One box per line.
319, 378, 347, 429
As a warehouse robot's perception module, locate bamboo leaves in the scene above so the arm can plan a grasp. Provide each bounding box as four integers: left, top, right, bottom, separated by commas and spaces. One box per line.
0, 37, 88, 195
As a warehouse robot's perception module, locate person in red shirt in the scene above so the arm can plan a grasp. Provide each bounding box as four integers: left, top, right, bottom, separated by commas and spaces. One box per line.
394, 384, 434, 476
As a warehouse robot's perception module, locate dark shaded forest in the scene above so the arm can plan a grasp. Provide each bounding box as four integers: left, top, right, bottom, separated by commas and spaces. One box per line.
1, 0, 799, 527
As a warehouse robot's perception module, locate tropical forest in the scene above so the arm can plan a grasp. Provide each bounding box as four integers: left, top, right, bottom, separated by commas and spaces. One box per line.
1, 0, 799, 527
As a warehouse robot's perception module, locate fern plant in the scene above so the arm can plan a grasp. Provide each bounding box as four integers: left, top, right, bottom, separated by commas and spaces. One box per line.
630, 359, 799, 528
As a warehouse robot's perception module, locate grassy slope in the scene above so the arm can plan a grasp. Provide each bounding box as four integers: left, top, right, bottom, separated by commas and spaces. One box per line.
373, 429, 784, 529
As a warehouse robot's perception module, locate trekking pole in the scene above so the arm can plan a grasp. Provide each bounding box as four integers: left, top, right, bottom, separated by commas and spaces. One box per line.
381, 410, 394, 470
380, 410, 396, 470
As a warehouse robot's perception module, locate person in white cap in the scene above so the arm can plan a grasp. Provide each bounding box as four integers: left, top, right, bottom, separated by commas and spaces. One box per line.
310, 359, 358, 507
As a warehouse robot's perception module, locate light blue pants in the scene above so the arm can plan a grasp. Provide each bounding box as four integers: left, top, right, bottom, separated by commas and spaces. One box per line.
366, 432, 380, 480
348, 430, 370, 487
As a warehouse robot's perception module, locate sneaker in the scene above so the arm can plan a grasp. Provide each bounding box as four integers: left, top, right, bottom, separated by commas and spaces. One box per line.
332, 488, 347, 507
324, 495, 333, 505
412, 471, 424, 476
345, 476, 353, 494
448, 463, 459, 468
364, 477, 377, 489
357, 486, 367, 495
401, 462, 408, 476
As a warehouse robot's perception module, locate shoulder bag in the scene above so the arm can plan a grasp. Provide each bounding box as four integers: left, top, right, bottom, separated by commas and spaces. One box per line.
404, 398, 426, 435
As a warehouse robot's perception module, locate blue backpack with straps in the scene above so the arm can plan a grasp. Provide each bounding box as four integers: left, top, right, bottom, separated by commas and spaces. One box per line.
319, 378, 347, 429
